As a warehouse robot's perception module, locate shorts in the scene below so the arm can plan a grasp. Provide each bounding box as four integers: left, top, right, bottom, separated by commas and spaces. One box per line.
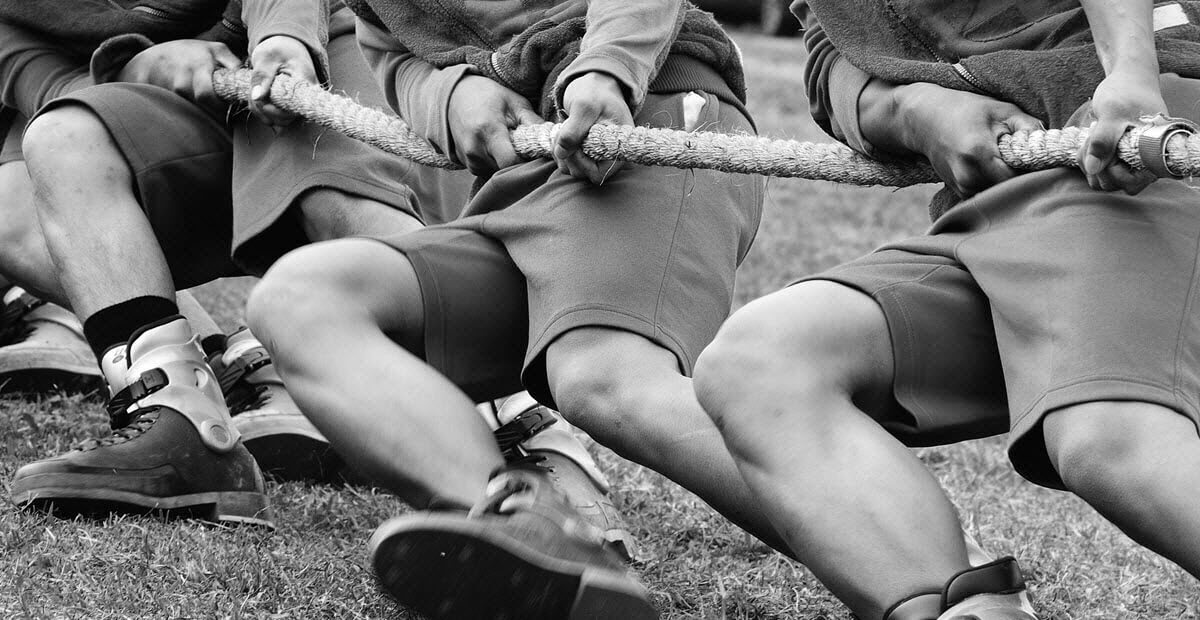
0, 112, 24, 165
231, 13, 473, 272
31, 7, 453, 282
378, 88, 764, 407
800, 147, 1200, 490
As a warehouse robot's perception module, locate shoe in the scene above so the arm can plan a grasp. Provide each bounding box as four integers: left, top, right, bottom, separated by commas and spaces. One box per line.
9, 316, 273, 527
885, 558, 1038, 620
0, 286, 102, 395
493, 394, 640, 562
370, 465, 658, 619
212, 328, 343, 483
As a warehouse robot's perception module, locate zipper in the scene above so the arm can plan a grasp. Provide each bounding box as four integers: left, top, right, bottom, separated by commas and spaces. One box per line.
222, 16, 247, 36
130, 5, 172, 19
883, 0, 988, 94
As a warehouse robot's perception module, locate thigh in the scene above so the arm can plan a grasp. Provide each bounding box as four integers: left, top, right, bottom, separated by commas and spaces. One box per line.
795, 248, 1011, 446
375, 227, 529, 403
37, 83, 239, 288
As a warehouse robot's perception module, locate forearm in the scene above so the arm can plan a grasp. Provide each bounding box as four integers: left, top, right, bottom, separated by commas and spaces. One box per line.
555, 0, 685, 111
243, 0, 330, 80
1080, 0, 1158, 76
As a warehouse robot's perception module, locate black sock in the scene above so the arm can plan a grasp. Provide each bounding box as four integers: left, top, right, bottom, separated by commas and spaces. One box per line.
82, 296, 180, 361
200, 333, 227, 357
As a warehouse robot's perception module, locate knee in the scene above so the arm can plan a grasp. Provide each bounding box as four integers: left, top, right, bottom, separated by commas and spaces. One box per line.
22, 105, 111, 172
247, 243, 361, 351
696, 282, 890, 432
1043, 402, 1165, 497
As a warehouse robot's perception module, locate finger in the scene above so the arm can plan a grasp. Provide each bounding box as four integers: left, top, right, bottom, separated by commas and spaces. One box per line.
1104, 161, 1157, 195
1004, 113, 1044, 135
515, 107, 544, 127
248, 61, 282, 123
1080, 119, 1126, 179
553, 112, 593, 161
1123, 168, 1159, 195
192, 68, 221, 110
484, 127, 522, 170
458, 135, 497, 176
562, 151, 603, 184
211, 44, 242, 71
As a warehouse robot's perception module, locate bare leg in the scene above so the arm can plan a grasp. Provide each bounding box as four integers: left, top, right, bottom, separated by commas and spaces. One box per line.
23, 105, 174, 317
247, 239, 502, 508
1044, 402, 1200, 577
0, 161, 67, 304
543, 327, 792, 556
693, 282, 973, 619
296, 187, 424, 242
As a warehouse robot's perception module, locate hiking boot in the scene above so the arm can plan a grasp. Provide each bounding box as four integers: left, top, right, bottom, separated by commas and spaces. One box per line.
493, 393, 640, 562
370, 465, 658, 619
0, 286, 101, 395
9, 316, 273, 527
885, 558, 1038, 620
212, 327, 343, 483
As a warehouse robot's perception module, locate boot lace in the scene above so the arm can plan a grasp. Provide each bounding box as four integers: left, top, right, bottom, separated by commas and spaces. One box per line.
75, 413, 157, 451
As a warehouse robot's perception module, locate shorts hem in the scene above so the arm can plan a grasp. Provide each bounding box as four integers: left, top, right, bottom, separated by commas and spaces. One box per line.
1009, 377, 1199, 489
521, 305, 693, 407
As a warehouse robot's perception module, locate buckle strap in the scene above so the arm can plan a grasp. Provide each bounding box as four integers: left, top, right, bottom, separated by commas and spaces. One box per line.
213, 347, 272, 394
106, 368, 169, 429
942, 556, 1025, 609
493, 407, 557, 460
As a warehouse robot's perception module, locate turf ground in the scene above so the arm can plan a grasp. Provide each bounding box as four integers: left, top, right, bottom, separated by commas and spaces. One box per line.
3, 28, 1199, 619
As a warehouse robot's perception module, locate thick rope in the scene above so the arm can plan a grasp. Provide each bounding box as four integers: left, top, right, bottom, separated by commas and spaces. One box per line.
212, 68, 1199, 187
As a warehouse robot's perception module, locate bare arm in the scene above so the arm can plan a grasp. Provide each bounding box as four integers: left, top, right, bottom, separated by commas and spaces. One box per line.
1077, 0, 1166, 193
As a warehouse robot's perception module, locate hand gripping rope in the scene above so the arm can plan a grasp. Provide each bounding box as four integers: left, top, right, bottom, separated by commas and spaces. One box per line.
211, 68, 1200, 187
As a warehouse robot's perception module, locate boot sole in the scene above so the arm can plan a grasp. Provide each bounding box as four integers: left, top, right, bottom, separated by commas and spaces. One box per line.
11, 485, 274, 529
234, 414, 346, 484
370, 515, 658, 620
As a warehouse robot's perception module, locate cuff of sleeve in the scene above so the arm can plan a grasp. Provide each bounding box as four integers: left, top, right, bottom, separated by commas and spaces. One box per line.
554, 53, 643, 116
431, 63, 475, 166
249, 27, 331, 85
827, 58, 881, 157
89, 34, 155, 84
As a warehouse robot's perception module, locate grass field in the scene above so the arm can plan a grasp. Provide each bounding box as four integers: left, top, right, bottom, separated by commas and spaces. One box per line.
4, 29, 1200, 619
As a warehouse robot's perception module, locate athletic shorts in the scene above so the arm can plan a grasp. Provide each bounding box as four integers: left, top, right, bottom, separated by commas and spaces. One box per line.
377, 88, 764, 407
30, 7, 456, 282
0, 113, 23, 165
798, 75, 1200, 490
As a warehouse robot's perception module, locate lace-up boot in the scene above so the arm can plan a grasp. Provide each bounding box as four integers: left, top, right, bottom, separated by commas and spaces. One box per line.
9, 317, 272, 527
0, 286, 101, 394
492, 393, 639, 562
885, 558, 1038, 620
212, 327, 342, 482
370, 463, 658, 619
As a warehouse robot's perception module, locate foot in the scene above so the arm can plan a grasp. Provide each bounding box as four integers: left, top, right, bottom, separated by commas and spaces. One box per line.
370, 465, 658, 619
9, 317, 273, 527
493, 396, 640, 562
885, 558, 1037, 620
0, 286, 102, 395
213, 328, 343, 483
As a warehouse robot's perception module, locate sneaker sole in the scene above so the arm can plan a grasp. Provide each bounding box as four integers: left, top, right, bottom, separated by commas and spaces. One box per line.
370, 515, 658, 620
11, 485, 274, 529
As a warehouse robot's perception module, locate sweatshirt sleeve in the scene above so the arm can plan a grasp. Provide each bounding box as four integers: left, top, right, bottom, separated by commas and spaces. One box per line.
553, 0, 686, 113
794, 0, 881, 157
0, 22, 92, 117
356, 17, 472, 164
242, 0, 331, 83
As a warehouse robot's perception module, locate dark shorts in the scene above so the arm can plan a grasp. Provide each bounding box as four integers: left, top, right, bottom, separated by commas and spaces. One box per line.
378, 89, 764, 406
0, 112, 24, 165
799, 77, 1200, 489
30, 8, 457, 282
